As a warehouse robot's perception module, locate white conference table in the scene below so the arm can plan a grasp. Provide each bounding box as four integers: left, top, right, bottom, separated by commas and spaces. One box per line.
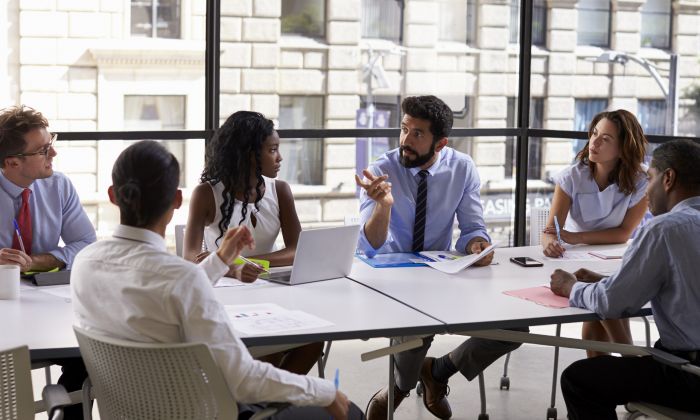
0, 277, 444, 361
348, 244, 651, 333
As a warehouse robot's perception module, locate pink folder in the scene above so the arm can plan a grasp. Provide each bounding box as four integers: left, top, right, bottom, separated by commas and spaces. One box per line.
503, 286, 570, 308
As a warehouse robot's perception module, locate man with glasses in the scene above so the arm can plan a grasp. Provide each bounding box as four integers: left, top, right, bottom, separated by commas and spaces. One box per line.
0, 105, 96, 419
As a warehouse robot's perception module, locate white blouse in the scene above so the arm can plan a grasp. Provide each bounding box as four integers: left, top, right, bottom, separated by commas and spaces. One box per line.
554, 162, 648, 232
72, 225, 335, 407
204, 176, 281, 256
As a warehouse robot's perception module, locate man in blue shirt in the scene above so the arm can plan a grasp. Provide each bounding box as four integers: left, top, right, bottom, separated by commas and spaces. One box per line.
357, 96, 523, 420
551, 139, 700, 419
0, 105, 96, 419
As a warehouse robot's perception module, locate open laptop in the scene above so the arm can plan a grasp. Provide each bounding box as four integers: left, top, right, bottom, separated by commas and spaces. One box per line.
262, 225, 361, 285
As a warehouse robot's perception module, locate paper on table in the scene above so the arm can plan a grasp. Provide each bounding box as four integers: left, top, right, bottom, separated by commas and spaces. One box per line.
225, 303, 334, 335
424, 243, 497, 274
503, 286, 569, 308
542, 251, 601, 261
215, 277, 271, 288
588, 248, 626, 259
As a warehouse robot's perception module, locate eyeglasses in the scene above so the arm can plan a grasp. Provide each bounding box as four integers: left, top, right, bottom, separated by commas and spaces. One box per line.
6, 133, 58, 158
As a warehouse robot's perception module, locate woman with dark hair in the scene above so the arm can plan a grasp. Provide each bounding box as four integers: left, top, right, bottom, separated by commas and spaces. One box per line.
542, 109, 649, 357
184, 111, 322, 375
72, 141, 358, 420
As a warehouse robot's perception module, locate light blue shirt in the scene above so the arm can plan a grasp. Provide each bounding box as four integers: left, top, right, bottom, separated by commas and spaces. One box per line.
569, 196, 700, 351
554, 162, 648, 232
0, 170, 96, 268
358, 147, 489, 256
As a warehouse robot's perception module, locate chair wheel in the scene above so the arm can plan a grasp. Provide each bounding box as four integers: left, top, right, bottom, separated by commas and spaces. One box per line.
416, 382, 423, 396
500, 376, 510, 390
478, 414, 489, 420
546, 407, 557, 419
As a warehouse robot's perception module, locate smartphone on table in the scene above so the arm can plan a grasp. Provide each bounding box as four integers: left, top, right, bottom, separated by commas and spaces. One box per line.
509, 257, 544, 267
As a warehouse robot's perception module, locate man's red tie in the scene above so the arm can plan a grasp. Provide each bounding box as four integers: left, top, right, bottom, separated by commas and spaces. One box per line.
12, 188, 32, 255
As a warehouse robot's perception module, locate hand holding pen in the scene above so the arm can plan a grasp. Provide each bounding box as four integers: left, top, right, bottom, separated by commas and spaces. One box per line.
542, 216, 566, 258
0, 220, 32, 270
325, 368, 350, 420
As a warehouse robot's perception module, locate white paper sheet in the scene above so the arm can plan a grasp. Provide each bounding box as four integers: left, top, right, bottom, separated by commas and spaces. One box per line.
542, 251, 602, 261
215, 277, 271, 288
425, 243, 498, 274
225, 303, 334, 335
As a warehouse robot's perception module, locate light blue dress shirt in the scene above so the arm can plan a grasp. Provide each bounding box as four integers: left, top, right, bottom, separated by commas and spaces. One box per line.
0, 170, 96, 268
554, 163, 648, 232
358, 147, 489, 257
569, 196, 700, 351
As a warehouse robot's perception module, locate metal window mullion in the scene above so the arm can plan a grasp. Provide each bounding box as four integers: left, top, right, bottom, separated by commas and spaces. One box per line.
205, 0, 221, 143
514, 0, 533, 246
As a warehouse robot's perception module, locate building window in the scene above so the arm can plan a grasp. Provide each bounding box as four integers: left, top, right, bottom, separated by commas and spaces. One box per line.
505, 97, 544, 179
437, 0, 477, 45
281, 0, 325, 38
362, 0, 402, 42
130, 0, 181, 39
641, 0, 672, 49
124, 95, 187, 185
447, 96, 475, 156
278, 96, 324, 185
573, 98, 608, 154
577, 0, 610, 47
638, 99, 667, 135
509, 0, 547, 46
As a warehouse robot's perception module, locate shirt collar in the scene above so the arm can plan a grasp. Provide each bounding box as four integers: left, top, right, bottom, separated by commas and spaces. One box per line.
408, 148, 445, 178
112, 224, 166, 251
0, 169, 34, 199
670, 196, 700, 213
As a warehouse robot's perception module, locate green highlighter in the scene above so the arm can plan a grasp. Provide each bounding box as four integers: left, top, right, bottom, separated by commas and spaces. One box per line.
233, 257, 270, 273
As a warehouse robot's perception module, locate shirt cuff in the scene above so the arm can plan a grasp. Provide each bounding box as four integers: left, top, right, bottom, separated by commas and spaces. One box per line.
568, 281, 588, 308
307, 377, 336, 407
48, 249, 69, 269
198, 252, 230, 285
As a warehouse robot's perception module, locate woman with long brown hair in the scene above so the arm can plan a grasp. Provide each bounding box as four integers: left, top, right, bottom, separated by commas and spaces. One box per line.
542, 109, 649, 357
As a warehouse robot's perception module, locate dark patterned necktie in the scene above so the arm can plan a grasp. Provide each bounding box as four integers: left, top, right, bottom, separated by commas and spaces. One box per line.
412, 170, 429, 252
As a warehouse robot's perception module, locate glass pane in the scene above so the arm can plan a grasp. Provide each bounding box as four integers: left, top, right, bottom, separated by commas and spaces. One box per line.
281, 0, 325, 38
51, 138, 204, 244
7, 1, 204, 129
438, 0, 467, 43
637, 99, 667, 135
577, 0, 610, 46
509, 0, 547, 46
361, 0, 401, 41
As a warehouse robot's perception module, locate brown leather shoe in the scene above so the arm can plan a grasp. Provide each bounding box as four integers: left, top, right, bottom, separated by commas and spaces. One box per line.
365, 385, 409, 420
419, 357, 452, 419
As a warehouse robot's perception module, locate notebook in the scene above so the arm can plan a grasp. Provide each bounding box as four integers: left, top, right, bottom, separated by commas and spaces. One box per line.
21, 270, 71, 286
261, 225, 361, 285
588, 248, 626, 260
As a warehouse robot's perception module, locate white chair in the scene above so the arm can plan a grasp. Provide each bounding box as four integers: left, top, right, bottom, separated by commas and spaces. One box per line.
529, 207, 550, 246
0, 345, 71, 420
74, 327, 280, 420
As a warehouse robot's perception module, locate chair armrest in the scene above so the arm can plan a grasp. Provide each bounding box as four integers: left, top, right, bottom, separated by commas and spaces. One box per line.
42, 384, 72, 420
648, 348, 691, 369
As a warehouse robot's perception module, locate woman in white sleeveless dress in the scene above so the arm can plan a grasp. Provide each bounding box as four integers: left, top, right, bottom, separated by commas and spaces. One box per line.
542, 109, 649, 357
184, 111, 322, 375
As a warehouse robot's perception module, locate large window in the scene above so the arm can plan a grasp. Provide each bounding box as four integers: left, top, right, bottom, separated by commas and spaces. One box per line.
509, 0, 547, 46
641, 0, 672, 49
577, 0, 610, 47
131, 0, 181, 39
638, 99, 667, 135
278, 96, 324, 185
282, 0, 325, 38
362, 0, 402, 42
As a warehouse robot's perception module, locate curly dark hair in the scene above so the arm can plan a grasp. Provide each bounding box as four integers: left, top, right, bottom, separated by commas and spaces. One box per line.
401, 95, 454, 141
201, 111, 274, 246
651, 139, 700, 190
576, 109, 647, 195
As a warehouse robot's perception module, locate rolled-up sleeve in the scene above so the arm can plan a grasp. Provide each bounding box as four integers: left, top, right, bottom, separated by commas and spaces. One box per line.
455, 164, 489, 253
569, 226, 666, 319
356, 166, 395, 257
51, 179, 96, 268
